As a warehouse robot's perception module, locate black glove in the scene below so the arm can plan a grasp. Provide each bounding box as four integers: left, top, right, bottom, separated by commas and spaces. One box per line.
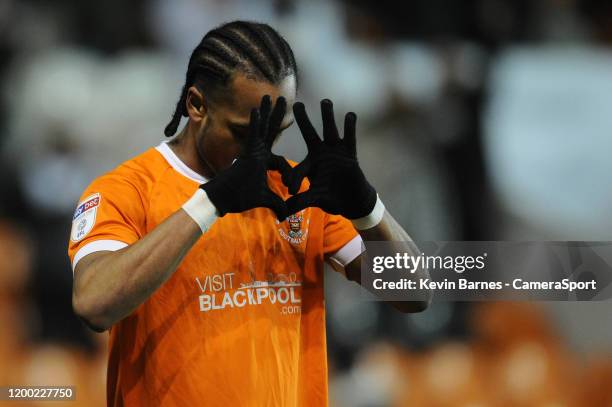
201, 95, 290, 220
283, 99, 377, 219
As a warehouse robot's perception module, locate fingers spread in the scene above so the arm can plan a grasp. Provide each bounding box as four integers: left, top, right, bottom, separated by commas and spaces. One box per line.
267, 96, 287, 148
344, 112, 357, 157
321, 99, 340, 146
258, 95, 272, 138
245, 108, 261, 154
259, 95, 272, 118
293, 102, 321, 150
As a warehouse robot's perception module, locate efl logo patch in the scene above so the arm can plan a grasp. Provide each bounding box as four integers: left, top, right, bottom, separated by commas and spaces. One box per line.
70, 193, 101, 242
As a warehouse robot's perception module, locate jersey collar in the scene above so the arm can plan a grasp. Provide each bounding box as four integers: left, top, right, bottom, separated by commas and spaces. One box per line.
155, 141, 208, 184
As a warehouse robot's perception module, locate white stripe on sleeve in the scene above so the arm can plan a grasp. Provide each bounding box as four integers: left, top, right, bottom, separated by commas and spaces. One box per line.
328, 235, 364, 267
72, 239, 128, 274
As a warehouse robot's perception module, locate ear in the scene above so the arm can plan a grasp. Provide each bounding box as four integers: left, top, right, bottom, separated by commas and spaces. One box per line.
185, 85, 208, 123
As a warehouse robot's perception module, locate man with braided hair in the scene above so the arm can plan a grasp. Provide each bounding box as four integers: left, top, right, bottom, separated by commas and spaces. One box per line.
68, 20, 430, 406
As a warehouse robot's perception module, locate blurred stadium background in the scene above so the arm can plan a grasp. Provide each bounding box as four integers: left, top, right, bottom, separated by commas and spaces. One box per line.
1, 0, 612, 406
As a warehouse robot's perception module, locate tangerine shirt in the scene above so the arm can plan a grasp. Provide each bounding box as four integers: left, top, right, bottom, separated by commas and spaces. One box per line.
68, 142, 362, 407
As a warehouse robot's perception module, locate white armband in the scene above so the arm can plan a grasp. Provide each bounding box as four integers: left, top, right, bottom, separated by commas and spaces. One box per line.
351, 194, 385, 230
182, 189, 219, 233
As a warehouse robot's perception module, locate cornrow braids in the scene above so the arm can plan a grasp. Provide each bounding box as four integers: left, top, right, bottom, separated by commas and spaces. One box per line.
164, 21, 298, 137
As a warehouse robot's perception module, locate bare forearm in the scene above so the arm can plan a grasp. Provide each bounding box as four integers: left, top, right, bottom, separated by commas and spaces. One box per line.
357, 210, 432, 312
73, 209, 203, 330
360, 211, 416, 248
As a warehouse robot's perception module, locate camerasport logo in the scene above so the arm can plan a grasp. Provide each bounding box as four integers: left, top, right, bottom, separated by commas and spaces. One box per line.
70, 193, 101, 242
276, 209, 309, 245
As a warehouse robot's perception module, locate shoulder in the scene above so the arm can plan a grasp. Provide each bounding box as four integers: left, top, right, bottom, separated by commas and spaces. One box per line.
76, 146, 172, 217
87, 146, 169, 195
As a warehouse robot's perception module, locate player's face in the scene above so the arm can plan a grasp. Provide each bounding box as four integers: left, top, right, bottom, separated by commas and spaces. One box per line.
197, 73, 296, 176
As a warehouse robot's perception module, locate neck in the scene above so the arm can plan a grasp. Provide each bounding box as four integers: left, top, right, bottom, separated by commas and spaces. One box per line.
168, 124, 215, 180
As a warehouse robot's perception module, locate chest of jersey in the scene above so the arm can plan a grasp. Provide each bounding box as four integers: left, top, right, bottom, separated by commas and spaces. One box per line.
145, 173, 324, 319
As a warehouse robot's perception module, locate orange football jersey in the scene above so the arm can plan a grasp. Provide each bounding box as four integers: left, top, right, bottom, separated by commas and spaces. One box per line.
68, 142, 362, 407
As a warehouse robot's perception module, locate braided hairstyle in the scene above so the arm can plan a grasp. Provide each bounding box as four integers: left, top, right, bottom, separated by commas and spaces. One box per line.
164, 21, 298, 137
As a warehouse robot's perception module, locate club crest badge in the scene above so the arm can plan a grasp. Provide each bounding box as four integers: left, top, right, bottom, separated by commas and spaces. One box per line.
70, 193, 101, 242
276, 209, 309, 245
287, 213, 303, 238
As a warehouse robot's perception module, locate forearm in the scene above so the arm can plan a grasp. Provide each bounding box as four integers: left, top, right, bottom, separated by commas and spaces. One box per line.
357, 210, 432, 312
73, 209, 203, 331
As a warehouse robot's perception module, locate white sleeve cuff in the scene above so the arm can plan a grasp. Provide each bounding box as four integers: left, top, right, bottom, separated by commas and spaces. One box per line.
182, 189, 219, 233
328, 235, 364, 267
351, 194, 385, 230
72, 239, 128, 273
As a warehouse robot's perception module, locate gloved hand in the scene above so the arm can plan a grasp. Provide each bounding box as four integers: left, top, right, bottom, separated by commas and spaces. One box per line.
201, 95, 290, 220
283, 99, 377, 219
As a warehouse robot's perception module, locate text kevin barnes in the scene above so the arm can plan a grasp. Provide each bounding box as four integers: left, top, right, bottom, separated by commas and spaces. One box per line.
373, 278, 597, 292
